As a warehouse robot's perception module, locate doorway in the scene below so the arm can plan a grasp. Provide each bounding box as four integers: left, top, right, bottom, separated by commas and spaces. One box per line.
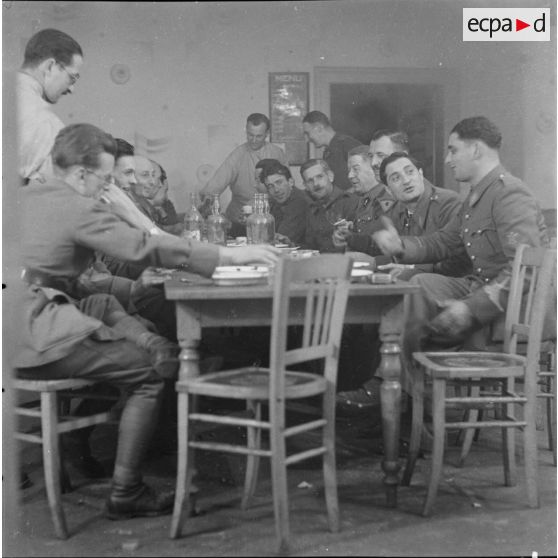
314, 67, 459, 188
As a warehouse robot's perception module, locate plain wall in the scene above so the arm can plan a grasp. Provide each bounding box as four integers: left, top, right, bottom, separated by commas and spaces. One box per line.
3, 0, 556, 210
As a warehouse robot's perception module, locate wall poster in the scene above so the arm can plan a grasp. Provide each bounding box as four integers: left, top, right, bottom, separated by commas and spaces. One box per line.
269, 72, 309, 165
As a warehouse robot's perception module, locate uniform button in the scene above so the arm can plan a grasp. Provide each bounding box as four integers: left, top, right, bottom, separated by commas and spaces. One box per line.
477, 230, 482, 234
485, 278, 490, 283
477, 267, 482, 272
499, 174, 505, 179
470, 255, 475, 260
466, 242, 471, 247
464, 214, 470, 220
464, 228, 469, 233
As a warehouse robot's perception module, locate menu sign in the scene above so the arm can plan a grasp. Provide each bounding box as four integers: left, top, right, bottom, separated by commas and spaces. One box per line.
269, 72, 309, 165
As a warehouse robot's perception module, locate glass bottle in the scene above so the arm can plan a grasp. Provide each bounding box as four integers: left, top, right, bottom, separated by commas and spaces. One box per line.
262, 193, 276, 244
206, 194, 229, 246
246, 193, 269, 244
182, 192, 204, 242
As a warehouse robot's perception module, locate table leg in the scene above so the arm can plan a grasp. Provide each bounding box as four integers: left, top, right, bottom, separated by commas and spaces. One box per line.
377, 299, 404, 507
176, 302, 202, 382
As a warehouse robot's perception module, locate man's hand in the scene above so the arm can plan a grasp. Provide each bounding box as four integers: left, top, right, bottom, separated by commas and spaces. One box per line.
332, 220, 353, 248
429, 300, 474, 340
219, 245, 281, 266
274, 233, 292, 246
371, 216, 404, 258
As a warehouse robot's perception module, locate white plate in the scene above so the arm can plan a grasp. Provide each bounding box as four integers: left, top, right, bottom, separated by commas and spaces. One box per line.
353, 261, 371, 268
212, 266, 269, 286
351, 269, 373, 281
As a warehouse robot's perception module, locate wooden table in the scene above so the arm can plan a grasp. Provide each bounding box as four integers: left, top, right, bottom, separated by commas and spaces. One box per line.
165, 270, 419, 507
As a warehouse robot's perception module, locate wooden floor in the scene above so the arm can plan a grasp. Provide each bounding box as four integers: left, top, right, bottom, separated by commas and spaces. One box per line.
5, 408, 557, 557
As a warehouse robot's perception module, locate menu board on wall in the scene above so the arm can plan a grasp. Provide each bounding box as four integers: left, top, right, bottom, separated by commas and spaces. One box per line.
269, 72, 309, 165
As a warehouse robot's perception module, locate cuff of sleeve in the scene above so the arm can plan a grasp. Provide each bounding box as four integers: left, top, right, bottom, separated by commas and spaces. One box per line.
186, 241, 220, 277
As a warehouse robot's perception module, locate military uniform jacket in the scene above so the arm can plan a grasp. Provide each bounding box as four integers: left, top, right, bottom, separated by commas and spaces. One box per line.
346, 183, 395, 253
304, 186, 359, 252
269, 186, 309, 246
387, 180, 472, 277
399, 165, 548, 324
16, 178, 220, 368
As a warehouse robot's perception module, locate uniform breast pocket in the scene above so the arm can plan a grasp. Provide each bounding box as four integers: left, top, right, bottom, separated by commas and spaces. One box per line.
471, 219, 500, 254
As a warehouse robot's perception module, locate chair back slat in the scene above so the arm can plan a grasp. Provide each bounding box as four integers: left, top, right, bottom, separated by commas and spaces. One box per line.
504, 245, 556, 398
269, 255, 352, 405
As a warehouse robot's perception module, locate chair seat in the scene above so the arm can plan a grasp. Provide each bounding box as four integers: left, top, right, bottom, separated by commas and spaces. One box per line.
414, 351, 525, 379
13, 378, 97, 392
176, 367, 327, 400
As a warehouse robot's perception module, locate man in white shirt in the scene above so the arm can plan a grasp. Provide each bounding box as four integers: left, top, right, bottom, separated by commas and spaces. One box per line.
201, 113, 288, 234
17, 28, 83, 185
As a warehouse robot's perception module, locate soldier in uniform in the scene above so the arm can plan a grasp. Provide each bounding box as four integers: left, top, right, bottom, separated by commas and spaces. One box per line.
301, 158, 359, 252
372, 116, 549, 378
335, 152, 472, 413
15, 123, 280, 519
331, 145, 395, 254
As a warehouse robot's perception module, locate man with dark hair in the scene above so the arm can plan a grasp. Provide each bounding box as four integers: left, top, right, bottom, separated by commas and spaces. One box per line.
16, 123, 280, 519
302, 110, 362, 192
260, 160, 309, 246
201, 113, 288, 231
368, 129, 410, 183
18, 28, 83, 184
335, 151, 472, 413
300, 158, 358, 252
373, 116, 549, 384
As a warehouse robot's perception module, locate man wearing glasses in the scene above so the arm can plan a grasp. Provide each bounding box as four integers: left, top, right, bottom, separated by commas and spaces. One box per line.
17, 28, 83, 185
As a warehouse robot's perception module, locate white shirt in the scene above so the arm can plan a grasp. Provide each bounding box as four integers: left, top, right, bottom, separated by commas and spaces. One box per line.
17, 72, 65, 182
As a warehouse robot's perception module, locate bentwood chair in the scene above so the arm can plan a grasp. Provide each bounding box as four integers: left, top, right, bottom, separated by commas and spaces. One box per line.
14, 378, 119, 538
169, 254, 352, 553
402, 244, 556, 516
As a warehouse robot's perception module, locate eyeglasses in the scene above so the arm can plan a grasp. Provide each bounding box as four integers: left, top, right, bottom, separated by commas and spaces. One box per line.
57, 62, 80, 85
84, 168, 114, 186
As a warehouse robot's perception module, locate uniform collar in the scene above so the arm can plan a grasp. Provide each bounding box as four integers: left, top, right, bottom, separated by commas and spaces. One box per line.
309, 185, 346, 212
468, 164, 506, 207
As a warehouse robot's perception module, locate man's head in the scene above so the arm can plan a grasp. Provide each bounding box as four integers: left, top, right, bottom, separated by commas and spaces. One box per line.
260, 160, 294, 205
445, 116, 502, 183
368, 129, 409, 181
300, 158, 334, 201
246, 113, 270, 151
148, 160, 168, 206
347, 145, 378, 195
255, 158, 280, 184
380, 152, 425, 204
22, 28, 83, 104
52, 123, 116, 199
302, 111, 333, 149
113, 138, 136, 192
133, 155, 156, 198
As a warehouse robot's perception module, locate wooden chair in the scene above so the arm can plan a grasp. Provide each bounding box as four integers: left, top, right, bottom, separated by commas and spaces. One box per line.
14, 378, 118, 538
457, 239, 557, 466
169, 254, 352, 553
401, 244, 556, 516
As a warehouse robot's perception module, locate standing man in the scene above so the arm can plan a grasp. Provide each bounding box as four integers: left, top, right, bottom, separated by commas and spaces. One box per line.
18, 28, 83, 185
302, 110, 361, 192
368, 129, 410, 183
260, 160, 309, 246
301, 159, 358, 252
201, 113, 288, 230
